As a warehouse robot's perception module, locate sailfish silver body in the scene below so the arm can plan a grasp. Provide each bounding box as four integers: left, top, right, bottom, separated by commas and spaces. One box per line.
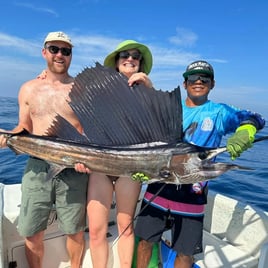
5, 131, 247, 184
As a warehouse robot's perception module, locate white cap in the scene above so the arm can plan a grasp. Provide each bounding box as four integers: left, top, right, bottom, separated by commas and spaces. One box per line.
43, 31, 73, 47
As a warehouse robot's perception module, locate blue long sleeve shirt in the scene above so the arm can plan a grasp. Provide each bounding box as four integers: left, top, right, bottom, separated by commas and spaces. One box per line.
145, 100, 265, 215
182, 100, 265, 148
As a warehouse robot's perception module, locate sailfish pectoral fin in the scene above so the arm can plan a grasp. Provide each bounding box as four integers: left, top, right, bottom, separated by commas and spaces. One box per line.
46, 163, 66, 180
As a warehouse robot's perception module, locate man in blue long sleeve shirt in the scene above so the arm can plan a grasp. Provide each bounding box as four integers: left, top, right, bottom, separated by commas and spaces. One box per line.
135, 60, 265, 268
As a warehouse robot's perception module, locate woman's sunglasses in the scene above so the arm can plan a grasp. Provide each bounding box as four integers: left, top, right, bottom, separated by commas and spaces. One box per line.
118, 51, 142, 61
187, 74, 212, 84
45, 45, 72, 56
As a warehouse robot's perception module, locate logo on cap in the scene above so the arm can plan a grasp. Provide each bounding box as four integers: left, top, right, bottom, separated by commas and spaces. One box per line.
183, 60, 214, 78
187, 61, 211, 71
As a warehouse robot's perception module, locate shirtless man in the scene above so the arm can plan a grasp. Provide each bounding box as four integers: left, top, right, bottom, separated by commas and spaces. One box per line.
0, 31, 88, 268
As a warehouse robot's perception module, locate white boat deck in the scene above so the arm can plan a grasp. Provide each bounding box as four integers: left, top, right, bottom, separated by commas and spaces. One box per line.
195, 191, 268, 268
1, 183, 268, 268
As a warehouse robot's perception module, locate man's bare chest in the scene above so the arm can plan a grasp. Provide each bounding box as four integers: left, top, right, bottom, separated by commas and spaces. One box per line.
29, 89, 71, 118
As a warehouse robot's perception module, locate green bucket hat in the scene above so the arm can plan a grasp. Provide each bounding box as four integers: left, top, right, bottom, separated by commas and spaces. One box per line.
104, 40, 153, 74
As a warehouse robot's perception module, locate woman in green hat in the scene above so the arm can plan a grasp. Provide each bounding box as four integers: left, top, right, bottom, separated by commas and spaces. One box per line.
86, 40, 154, 268
104, 39, 153, 88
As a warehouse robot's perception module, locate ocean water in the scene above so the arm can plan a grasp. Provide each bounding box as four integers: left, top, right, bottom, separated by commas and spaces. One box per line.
0, 96, 267, 211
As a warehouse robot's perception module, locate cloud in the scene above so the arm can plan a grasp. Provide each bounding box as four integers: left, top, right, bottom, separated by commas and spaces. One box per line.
14, 2, 58, 17
0, 31, 252, 106
0, 56, 43, 97
0, 33, 40, 57
210, 85, 268, 118
169, 27, 198, 47
0, 31, 203, 97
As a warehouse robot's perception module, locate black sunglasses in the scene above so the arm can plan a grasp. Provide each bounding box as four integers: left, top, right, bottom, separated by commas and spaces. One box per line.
45, 45, 72, 56
118, 51, 142, 61
187, 74, 212, 84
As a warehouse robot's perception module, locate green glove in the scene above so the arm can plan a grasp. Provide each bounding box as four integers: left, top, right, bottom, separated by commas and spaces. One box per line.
227, 124, 256, 160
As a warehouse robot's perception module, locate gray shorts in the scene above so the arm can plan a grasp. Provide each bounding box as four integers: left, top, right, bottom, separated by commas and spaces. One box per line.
18, 157, 89, 237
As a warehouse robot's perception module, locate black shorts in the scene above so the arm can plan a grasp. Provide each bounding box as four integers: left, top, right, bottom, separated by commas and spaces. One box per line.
135, 201, 203, 256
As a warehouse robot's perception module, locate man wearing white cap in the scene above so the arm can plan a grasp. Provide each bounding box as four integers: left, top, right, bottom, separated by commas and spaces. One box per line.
0, 31, 88, 268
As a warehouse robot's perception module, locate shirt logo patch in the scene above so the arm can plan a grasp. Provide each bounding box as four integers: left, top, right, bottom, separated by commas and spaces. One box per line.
201, 117, 213, 131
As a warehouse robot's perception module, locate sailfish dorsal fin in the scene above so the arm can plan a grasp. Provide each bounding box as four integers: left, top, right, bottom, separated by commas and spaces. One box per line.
47, 62, 183, 147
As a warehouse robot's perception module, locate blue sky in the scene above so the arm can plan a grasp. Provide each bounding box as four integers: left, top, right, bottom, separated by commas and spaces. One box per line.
0, 0, 267, 118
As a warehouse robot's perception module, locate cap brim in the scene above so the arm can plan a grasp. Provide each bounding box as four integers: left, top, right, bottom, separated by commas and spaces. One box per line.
183, 69, 213, 78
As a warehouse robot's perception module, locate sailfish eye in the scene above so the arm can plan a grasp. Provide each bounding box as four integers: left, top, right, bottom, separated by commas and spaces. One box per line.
198, 151, 208, 160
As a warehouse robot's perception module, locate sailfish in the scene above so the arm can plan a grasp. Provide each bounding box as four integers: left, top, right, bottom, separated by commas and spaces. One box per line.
2, 63, 256, 184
